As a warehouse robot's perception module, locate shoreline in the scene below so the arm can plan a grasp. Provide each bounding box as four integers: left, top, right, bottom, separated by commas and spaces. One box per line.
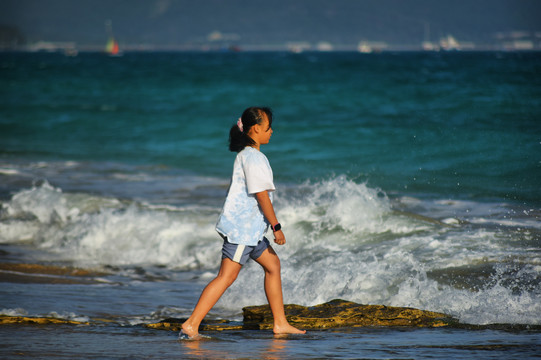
1, 260, 539, 332
0, 262, 541, 331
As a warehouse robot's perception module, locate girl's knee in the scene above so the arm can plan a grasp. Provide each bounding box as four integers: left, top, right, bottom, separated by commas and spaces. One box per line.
218, 271, 238, 287
264, 258, 281, 275
217, 258, 242, 282
256, 247, 282, 274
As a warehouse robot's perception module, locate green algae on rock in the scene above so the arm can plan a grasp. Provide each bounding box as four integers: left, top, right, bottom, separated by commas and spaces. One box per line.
0, 263, 109, 284
146, 299, 456, 332
0, 316, 88, 326
145, 318, 243, 332
243, 299, 456, 329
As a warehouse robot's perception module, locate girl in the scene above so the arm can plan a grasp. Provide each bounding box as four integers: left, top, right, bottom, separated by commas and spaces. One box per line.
180, 107, 305, 339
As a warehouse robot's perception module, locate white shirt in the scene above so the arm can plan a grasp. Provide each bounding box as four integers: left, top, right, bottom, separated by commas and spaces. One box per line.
216, 147, 275, 245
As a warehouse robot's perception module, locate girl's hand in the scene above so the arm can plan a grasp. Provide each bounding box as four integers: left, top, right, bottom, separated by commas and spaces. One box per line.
273, 230, 286, 245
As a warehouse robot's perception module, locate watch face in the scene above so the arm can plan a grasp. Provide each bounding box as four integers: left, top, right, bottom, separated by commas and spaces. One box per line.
273, 223, 281, 232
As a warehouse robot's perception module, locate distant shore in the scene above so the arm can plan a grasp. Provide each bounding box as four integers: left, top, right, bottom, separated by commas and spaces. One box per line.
2, 42, 540, 54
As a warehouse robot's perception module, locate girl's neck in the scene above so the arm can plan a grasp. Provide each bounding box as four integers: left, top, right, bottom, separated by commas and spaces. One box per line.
246, 145, 260, 152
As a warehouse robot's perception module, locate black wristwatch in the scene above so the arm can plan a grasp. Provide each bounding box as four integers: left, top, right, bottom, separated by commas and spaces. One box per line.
271, 223, 281, 232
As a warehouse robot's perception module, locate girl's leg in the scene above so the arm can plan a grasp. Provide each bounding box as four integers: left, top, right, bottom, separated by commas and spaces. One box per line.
255, 247, 306, 334
182, 258, 242, 338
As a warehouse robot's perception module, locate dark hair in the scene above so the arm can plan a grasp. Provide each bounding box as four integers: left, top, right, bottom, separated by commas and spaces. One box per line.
228, 107, 273, 152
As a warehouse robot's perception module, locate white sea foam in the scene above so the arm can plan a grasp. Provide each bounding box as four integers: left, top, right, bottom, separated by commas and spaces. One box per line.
278, 176, 392, 236
1, 179, 539, 325
4, 181, 74, 223
0, 181, 220, 268
0, 308, 89, 323
0, 168, 21, 176
0, 308, 28, 316
47, 311, 90, 323
218, 177, 541, 325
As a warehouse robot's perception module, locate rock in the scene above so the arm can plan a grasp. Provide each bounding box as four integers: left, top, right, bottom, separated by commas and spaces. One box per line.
243, 299, 456, 329
0, 263, 109, 284
0, 316, 88, 325
0, 263, 108, 277
145, 318, 243, 332
146, 299, 456, 332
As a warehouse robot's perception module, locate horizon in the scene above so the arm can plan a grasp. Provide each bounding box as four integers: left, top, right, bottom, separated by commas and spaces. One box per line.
2, 0, 540, 52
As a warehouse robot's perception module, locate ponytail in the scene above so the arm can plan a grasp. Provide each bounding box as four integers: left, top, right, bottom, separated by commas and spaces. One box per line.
228, 106, 273, 152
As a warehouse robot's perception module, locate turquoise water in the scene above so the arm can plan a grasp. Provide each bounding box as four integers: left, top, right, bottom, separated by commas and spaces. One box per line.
1, 51, 540, 358
2, 52, 539, 201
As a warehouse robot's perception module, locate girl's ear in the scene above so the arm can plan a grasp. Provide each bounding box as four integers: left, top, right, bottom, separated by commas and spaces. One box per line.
251, 123, 262, 134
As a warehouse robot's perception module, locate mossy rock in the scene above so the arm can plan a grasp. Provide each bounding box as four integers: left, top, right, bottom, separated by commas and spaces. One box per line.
0, 316, 88, 325
243, 299, 456, 330
145, 318, 243, 332
147, 299, 456, 332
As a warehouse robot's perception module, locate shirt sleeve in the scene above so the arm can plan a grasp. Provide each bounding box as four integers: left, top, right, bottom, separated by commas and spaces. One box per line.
243, 152, 275, 194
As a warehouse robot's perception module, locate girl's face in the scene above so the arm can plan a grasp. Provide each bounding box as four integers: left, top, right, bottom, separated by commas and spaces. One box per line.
256, 113, 273, 145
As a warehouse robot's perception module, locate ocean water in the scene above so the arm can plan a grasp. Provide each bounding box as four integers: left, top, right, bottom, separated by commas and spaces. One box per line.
1, 51, 540, 358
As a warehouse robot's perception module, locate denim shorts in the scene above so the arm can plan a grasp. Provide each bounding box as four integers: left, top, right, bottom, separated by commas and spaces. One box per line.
221, 237, 270, 265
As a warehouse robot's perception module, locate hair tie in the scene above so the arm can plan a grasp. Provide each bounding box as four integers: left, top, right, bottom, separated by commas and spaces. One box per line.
237, 118, 243, 132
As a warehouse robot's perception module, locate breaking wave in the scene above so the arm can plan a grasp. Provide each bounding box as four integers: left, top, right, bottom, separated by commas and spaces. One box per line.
1, 177, 539, 325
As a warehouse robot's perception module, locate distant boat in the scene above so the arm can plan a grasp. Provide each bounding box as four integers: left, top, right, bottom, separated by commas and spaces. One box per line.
106, 37, 121, 56
104, 20, 122, 56
440, 35, 461, 51
357, 41, 387, 53
422, 41, 439, 51
357, 42, 372, 53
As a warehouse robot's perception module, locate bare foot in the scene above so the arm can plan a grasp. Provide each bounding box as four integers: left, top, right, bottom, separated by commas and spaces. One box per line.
180, 322, 201, 340
273, 323, 306, 335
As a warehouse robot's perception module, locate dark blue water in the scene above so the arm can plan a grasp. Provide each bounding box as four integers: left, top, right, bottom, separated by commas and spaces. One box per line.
1, 51, 540, 358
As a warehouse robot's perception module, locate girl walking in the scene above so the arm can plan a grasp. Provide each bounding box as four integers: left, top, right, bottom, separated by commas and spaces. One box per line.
181, 107, 305, 339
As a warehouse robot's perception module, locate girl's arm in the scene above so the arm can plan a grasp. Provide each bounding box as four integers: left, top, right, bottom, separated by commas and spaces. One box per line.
255, 190, 285, 245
